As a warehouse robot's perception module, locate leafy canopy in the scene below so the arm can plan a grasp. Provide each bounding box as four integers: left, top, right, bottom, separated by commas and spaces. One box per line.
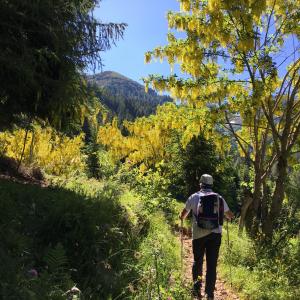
0, 0, 126, 129
98, 102, 229, 171
144, 0, 300, 238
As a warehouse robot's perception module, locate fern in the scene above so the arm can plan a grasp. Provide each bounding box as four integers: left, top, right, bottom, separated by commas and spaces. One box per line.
45, 243, 68, 272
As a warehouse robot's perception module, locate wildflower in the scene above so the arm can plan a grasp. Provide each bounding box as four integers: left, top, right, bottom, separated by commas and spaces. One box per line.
28, 269, 38, 278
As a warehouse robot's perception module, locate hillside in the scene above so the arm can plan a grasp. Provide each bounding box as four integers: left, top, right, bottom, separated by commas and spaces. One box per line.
86, 71, 172, 121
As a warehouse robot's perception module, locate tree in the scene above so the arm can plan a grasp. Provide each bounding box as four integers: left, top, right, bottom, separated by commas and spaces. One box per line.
0, 0, 126, 130
98, 102, 228, 169
144, 0, 300, 240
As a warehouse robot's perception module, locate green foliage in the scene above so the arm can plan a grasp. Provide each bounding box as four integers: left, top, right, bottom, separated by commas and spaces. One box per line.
285, 167, 300, 235
134, 168, 173, 213
220, 223, 300, 299
98, 150, 117, 178
115, 167, 190, 298
121, 165, 185, 228
99, 99, 240, 211
82, 108, 117, 180
85, 141, 102, 178
0, 177, 138, 299
161, 134, 240, 210
87, 71, 171, 122
0, 167, 188, 299
85, 145, 116, 180
0, 0, 126, 130
45, 244, 69, 273
132, 213, 188, 299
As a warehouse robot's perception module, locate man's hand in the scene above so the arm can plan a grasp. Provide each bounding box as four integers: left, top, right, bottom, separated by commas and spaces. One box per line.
225, 210, 234, 221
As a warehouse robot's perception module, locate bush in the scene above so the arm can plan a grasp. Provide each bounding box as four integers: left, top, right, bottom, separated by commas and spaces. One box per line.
0, 159, 188, 299
131, 213, 189, 299
219, 223, 300, 300
116, 169, 190, 299
0, 177, 137, 299
0, 125, 85, 176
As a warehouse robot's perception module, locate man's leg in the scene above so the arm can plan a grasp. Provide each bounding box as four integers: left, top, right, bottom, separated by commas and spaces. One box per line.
204, 233, 221, 298
192, 237, 206, 295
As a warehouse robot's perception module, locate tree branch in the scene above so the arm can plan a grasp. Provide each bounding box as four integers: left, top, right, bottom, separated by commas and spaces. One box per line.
223, 112, 254, 164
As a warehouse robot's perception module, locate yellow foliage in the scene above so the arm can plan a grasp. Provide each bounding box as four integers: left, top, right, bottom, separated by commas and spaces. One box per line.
144, 52, 151, 64
0, 125, 85, 176
180, 0, 191, 13
98, 102, 228, 171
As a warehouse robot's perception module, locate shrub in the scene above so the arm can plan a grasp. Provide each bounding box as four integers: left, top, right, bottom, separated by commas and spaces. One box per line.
0, 177, 137, 299
0, 125, 85, 176
219, 223, 300, 300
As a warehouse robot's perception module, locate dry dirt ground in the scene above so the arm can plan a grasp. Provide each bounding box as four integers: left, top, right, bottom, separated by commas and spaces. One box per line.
181, 234, 240, 300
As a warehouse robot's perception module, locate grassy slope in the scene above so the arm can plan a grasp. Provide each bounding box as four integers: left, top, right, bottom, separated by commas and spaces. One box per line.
9, 171, 299, 300
0, 176, 139, 299
0, 176, 186, 299
219, 223, 300, 300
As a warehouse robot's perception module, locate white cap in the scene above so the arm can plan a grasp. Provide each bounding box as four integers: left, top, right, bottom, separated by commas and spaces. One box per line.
200, 174, 213, 185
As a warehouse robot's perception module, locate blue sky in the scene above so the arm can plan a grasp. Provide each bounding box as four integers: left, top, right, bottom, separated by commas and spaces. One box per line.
92, 0, 180, 83
92, 1, 298, 84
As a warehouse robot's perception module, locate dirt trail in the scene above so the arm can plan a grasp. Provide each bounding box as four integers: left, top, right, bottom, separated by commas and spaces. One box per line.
181, 234, 240, 300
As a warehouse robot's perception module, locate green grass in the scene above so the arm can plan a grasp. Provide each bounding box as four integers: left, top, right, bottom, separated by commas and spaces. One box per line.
0, 174, 188, 299
0, 177, 139, 299
117, 189, 190, 299
131, 212, 189, 299
219, 223, 300, 300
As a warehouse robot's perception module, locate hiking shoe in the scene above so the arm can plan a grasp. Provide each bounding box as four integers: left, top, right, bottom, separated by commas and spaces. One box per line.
192, 290, 202, 299
192, 281, 202, 299
204, 294, 214, 300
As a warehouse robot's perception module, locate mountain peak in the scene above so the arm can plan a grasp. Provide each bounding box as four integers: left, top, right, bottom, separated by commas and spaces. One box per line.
90, 71, 132, 82
86, 71, 172, 121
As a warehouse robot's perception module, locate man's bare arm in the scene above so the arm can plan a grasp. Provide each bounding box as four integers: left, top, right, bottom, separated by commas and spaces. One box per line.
179, 208, 189, 220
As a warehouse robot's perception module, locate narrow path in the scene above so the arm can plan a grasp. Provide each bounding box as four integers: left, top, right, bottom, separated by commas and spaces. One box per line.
180, 235, 240, 300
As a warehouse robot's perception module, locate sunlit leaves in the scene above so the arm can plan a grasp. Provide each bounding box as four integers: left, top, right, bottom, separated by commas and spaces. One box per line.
0, 0, 127, 129
0, 125, 85, 175
98, 103, 228, 170
145, 0, 300, 165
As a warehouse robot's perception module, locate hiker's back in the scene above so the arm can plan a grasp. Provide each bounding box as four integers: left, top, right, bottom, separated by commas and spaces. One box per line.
196, 192, 224, 230
180, 173, 232, 300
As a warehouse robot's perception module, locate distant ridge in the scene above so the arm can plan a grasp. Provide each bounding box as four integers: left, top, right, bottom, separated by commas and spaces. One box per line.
86, 71, 172, 121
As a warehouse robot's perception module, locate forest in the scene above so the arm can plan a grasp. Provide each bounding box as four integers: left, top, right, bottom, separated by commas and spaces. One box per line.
0, 0, 299, 299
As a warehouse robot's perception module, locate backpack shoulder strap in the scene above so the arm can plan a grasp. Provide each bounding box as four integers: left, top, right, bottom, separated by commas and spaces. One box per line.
195, 192, 203, 217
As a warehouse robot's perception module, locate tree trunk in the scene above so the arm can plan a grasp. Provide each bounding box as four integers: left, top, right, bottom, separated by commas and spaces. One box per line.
263, 156, 287, 239
17, 127, 30, 171
261, 182, 270, 223
29, 130, 35, 164
245, 170, 263, 238
238, 193, 253, 235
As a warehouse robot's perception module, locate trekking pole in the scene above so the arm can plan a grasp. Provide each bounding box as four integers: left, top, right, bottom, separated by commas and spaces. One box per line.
226, 219, 233, 288
180, 218, 184, 273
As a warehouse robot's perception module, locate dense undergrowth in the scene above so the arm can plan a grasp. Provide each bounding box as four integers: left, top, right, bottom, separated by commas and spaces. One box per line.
1, 121, 299, 300
220, 223, 300, 300
0, 169, 187, 299
0, 177, 131, 299
0, 122, 188, 299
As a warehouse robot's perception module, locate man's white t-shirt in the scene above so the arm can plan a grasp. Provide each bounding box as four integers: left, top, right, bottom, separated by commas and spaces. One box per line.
185, 188, 229, 240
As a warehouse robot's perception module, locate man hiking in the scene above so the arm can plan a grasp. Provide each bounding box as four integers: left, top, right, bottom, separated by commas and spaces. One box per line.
180, 174, 234, 300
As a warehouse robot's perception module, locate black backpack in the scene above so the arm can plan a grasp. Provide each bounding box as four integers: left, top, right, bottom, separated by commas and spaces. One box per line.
195, 192, 224, 230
